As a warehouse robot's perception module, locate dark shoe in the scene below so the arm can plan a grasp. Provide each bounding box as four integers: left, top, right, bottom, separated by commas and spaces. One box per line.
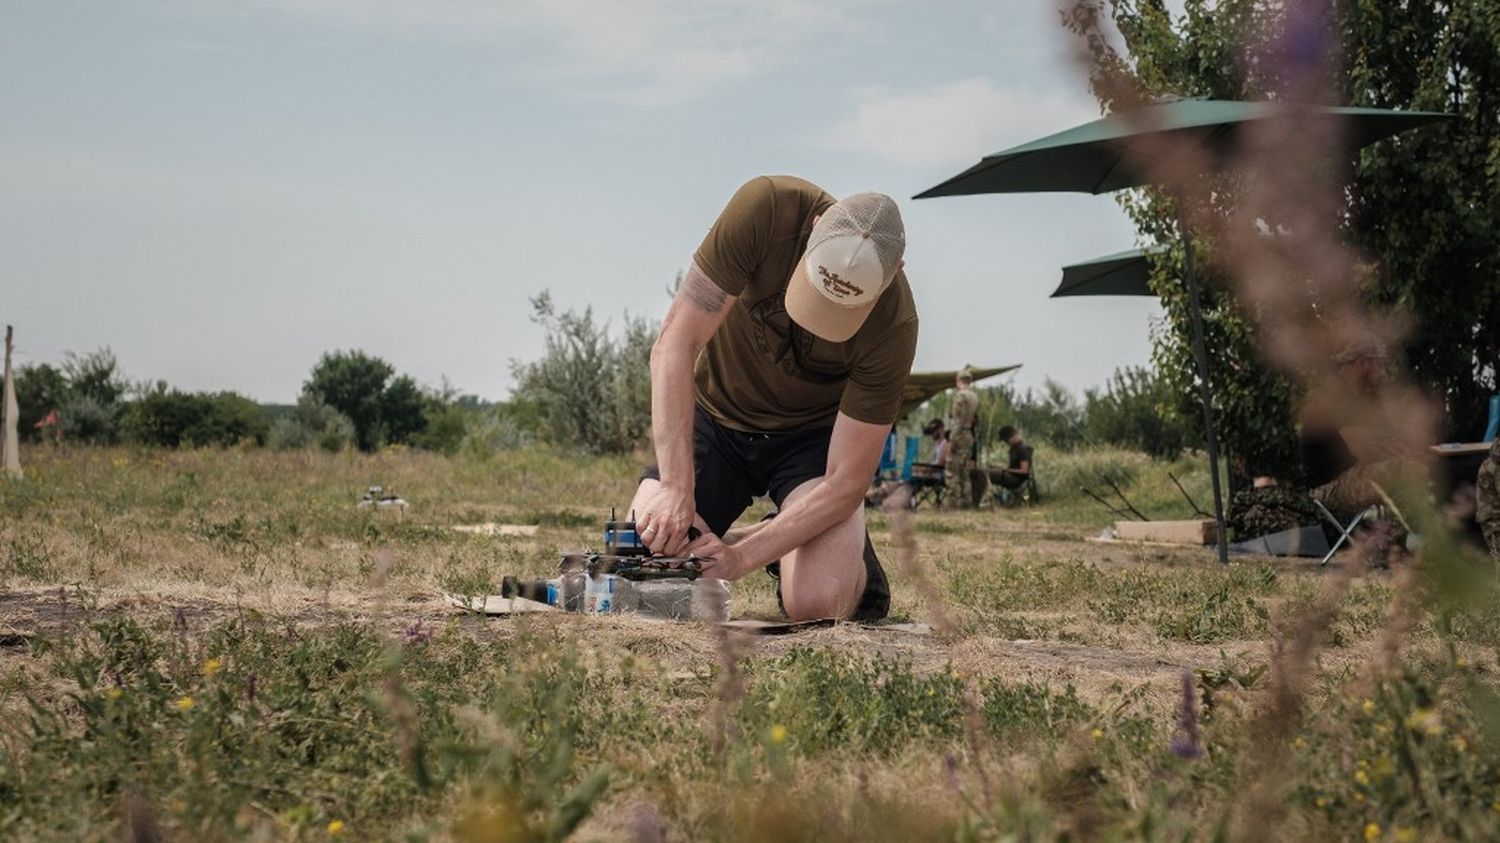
762, 511, 888, 622
852, 530, 890, 622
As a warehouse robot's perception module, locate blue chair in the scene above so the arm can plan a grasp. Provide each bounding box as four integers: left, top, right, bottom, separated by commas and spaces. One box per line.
1484, 395, 1499, 442
900, 435, 920, 481
876, 432, 899, 480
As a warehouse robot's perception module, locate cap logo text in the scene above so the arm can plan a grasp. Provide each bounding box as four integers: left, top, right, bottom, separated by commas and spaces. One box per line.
817, 265, 865, 299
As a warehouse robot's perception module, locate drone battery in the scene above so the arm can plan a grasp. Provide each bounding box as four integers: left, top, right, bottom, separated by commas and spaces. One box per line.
604, 521, 648, 556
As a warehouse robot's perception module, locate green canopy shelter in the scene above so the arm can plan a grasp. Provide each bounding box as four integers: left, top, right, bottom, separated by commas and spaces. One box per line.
916, 98, 1451, 562
1052, 247, 1164, 298
899, 365, 1019, 421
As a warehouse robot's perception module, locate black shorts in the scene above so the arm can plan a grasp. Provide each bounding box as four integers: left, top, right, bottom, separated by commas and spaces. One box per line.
642, 406, 833, 536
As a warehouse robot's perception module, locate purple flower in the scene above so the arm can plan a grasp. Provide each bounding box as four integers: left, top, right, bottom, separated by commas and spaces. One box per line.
1170, 670, 1204, 760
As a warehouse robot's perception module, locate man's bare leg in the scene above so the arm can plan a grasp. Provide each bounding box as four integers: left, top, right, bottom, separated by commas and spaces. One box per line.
777, 478, 867, 621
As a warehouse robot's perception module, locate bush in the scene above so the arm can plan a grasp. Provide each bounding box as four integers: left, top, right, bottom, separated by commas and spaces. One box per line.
267, 395, 356, 452
410, 403, 470, 456
14, 363, 67, 441
125, 388, 269, 448
57, 395, 122, 445
509, 292, 655, 454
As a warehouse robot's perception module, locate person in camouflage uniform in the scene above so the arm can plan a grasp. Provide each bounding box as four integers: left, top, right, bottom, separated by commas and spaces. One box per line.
1478, 437, 1500, 560
943, 368, 980, 509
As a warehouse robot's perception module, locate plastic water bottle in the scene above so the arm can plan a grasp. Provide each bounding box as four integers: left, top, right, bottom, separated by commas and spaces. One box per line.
586, 574, 638, 613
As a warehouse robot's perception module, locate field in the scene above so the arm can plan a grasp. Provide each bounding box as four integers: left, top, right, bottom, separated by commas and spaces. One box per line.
1, 445, 1497, 842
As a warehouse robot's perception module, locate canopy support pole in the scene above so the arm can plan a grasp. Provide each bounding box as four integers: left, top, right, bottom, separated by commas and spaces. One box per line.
1178, 217, 1229, 563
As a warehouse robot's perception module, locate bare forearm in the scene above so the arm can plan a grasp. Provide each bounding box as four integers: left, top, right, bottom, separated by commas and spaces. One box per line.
734, 479, 863, 569
649, 344, 697, 490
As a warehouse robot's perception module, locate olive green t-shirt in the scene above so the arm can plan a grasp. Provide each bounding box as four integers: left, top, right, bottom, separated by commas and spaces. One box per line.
692, 175, 919, 433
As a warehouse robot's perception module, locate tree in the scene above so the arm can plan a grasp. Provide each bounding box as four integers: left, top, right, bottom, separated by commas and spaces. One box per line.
1083, 366, 1194, 458
1074, 0, 1500, 476
302, 350, 429, 451
61, 348, 126, 407
1343, 0, 1500, 438
14, 363, 67, 442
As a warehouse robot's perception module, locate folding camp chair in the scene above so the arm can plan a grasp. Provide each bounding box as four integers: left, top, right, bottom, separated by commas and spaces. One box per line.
1312, 500, 1379, 567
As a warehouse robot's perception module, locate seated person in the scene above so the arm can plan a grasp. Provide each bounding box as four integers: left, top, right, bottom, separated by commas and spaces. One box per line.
992, 425, 1032, 490
1299, 341, 1422, 516
923, 418, 950, 466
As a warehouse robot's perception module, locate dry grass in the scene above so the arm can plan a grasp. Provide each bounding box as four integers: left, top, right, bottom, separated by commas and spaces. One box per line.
2, 445, 1495, 841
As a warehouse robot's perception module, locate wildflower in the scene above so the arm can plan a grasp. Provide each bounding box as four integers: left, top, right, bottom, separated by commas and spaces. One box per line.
927, 687, 935, 697
1314, 796, 1328, 809
1292, 736, 1306, 749
105, 687, 124, 701
1169, 670, 1203, 760
175, 695, 195, 711
1354, 769, 1370, 786
769, 724, 787, 744
202, 658, 222, 677
328, 819, 345, 835
1405, 708, 1441, 736
1091, 728, 1104, 740
1363, 822, 1380, 841
1452, 737, 1467, 753
1455, 656, 1469, 669
1395, 828, 1416, 843
1361, 699, 1375, 715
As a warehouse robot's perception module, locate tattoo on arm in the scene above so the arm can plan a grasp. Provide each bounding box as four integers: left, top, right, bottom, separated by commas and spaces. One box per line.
681, 264, 729, 314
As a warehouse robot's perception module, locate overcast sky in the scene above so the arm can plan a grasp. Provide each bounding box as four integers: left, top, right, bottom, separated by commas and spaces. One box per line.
2, 0, 1162, 403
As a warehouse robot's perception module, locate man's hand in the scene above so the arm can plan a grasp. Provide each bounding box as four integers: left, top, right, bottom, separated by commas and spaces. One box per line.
686, 531, 754, 581
635, 482, 696, 556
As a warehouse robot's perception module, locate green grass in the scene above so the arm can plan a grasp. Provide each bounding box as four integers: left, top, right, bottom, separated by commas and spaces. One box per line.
1, 444, 1498, 841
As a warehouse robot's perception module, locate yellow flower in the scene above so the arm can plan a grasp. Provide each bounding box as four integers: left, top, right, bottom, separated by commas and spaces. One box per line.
1314, 796, 1328, 809
175, 695, 195, 711
1363, 822, 1380, 841
927, 687, 935, 697
328, 819, 345, 835
1091, 728, 1104, 740
1405, 708, 1442, 736
202, 658, 223, 677
1354, 769, 1370, 786
1372, 756, 1395, 781
1361, 699, 1375, 715
1292, 736, 1306, 749
1395, 828, 1417, 843
1455, 656, 1469, 669
105, 687, 124, 701
769, 724, 787, 744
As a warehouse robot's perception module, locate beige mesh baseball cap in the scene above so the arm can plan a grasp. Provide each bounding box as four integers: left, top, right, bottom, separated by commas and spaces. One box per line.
786, 192, 906, 342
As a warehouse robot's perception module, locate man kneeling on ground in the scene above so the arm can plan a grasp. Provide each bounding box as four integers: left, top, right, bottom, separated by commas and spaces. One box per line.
629, 175, 918, 621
